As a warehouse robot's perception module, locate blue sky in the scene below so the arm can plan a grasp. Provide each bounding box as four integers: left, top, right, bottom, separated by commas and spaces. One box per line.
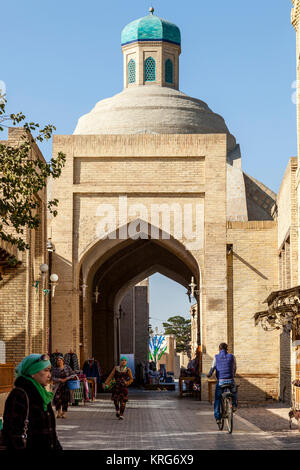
1, 0, 297, 332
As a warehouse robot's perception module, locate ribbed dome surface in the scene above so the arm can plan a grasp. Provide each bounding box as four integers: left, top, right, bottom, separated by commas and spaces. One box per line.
121, 14, 181, 46
73, 86, 236, 151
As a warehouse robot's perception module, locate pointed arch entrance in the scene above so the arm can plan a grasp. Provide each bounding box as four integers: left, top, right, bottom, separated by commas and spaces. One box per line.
77, 221, 202, 374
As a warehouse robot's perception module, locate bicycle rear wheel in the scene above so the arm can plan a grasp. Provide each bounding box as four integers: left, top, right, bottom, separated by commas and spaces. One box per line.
225, 397, 233, 434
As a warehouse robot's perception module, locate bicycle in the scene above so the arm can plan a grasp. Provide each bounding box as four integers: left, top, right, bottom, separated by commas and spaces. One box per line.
217, 383, 238, 434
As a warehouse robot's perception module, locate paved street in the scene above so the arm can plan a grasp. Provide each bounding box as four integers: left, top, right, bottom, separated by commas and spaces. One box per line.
56, 389, 300, 450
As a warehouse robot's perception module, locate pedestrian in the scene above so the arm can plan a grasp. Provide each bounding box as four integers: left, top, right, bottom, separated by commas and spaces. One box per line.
2, 353, 62, 450
51, 354, 75, 418
103, 356, 133, 420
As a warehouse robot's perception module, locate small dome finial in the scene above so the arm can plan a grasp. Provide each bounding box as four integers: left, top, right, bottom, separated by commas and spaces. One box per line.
149, 6, 154, 15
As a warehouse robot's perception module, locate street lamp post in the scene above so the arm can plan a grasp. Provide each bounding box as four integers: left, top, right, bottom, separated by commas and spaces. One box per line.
188, 275, 202, 399
47, 238, 55, 354
116, 306, 125, 363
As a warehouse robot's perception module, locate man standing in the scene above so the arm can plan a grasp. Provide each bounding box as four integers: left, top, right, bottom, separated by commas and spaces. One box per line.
207, 343, 238, 424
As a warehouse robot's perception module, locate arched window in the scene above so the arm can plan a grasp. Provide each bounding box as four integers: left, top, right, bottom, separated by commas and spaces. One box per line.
165, 59, 173, 84
128, 59, 136, 84
145, 57, 156, 82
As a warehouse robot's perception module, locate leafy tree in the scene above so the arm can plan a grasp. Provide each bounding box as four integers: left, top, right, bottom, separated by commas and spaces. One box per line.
0, 95, 66, 265
163, 315, 191, 357
148, 323, 154, 335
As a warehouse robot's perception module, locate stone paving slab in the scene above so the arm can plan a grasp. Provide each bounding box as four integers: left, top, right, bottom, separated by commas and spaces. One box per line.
55, 390, 298, 450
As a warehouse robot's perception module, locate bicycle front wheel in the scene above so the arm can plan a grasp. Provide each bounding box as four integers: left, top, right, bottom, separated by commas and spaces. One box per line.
218, 398, 224, 431
225, 397, 233, 434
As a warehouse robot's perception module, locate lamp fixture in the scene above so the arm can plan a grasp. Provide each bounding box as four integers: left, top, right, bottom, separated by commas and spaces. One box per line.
50, 273, 58, 298
81, 283, 88, 298
40, 263, 48, 282
46, 238, 55, 252
189, 276, 200, 299
94, 286, 100, 303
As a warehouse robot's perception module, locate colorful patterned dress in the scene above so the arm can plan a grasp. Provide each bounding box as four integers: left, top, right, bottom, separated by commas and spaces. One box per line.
111, 366, 133, 404
52, 365, 74, 411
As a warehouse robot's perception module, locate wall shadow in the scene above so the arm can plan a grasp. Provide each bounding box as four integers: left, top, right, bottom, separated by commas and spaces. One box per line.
202, 352, 279, 405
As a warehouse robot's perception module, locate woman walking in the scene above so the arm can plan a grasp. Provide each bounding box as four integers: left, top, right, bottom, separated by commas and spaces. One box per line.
51, 354, 75, 418
2, 354, 62, 450
104, 357, 133, 420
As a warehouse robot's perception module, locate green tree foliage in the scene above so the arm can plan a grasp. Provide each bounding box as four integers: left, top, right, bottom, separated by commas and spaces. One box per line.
163, 315, 191, 357
148, 323, 154, 335
0, 96, 66, 264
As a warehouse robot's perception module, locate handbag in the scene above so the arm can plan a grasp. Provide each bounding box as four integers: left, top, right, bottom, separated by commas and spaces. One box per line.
0, 387, 29, 450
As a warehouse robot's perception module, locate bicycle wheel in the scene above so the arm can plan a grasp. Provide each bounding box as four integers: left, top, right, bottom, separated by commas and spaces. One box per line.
225, 397, 233, 434
218, 398, 224, 431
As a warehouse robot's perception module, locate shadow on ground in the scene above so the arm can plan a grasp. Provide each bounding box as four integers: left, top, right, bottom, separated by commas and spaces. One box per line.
237, 404, 298, 432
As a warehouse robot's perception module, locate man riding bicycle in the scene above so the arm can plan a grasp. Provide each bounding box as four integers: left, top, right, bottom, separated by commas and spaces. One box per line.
207, 343, 238, 424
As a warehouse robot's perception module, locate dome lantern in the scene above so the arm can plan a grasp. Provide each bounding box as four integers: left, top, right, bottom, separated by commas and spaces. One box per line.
121, 10, 181, 90
73, 8, 237, 152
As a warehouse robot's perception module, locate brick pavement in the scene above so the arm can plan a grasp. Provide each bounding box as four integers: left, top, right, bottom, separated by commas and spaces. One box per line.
55, 389, 300, 450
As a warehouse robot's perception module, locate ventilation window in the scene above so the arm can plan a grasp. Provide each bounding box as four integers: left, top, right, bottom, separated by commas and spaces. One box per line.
128, 59, 136, 84
165, 59, 173, 84
145, 57, 156, 82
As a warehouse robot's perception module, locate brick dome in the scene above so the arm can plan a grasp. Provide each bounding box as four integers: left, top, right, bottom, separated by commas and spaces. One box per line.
73, 86, 236, 151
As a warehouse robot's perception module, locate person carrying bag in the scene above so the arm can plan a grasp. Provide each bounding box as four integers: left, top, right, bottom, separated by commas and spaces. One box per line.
1, 354, 62, 450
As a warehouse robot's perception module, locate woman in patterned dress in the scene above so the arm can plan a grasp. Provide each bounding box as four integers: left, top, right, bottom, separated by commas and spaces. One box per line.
51, 354, 75, 419
104, 357, 133, 420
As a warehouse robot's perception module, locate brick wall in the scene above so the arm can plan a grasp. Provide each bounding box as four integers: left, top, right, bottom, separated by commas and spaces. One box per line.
225, 221, 279, 399
50, 132, 283, 401
0, 128, 48, 366
119, 284, 149, 366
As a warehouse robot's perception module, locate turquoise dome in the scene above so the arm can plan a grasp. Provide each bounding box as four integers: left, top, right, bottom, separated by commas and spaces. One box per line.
121, 13, 181, 46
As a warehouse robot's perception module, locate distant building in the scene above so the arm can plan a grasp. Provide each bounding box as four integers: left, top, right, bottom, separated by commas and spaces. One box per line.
119, 279, 149, 369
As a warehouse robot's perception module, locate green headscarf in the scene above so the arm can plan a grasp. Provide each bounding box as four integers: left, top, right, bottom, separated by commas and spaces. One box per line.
16, 354, 53, 411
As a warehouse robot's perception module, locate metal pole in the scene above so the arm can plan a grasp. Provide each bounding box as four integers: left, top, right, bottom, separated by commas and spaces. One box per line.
116, 316, 120, 364
48, 249, 52, 354
196, 279, 202, 401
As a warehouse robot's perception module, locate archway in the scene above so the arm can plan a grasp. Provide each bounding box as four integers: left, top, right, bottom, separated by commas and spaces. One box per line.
77, 221, 202, 375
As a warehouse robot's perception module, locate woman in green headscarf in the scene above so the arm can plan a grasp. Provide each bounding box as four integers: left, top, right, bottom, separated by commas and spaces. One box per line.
2, 354, 62, 450
103, 356, 133, 420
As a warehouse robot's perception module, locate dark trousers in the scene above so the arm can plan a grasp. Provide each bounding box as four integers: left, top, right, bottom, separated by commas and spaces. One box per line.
214, 380, 238, 421
54, 384, 70, 412
114, 399, 126, 415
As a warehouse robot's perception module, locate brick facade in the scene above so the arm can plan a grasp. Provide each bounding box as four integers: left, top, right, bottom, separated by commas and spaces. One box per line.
49, 131, 281, 403
0, 129, 48, 365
